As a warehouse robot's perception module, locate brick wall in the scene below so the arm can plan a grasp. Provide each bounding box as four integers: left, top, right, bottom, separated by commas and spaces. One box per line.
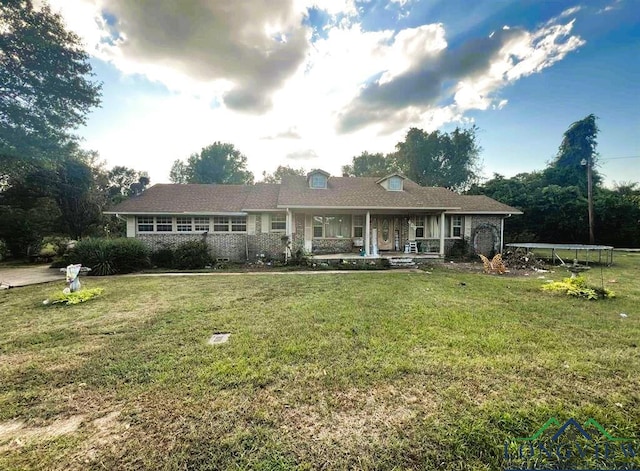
138, 233, 286, 262
312, 238, 354, 254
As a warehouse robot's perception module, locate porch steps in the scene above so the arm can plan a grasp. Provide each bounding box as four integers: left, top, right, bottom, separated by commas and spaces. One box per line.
388, 257, 417, 268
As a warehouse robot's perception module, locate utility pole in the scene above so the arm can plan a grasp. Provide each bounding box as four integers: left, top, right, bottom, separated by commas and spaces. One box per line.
582, 157, 595, 244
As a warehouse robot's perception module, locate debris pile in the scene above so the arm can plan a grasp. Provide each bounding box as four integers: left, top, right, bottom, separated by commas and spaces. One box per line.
502, 248, 547, 271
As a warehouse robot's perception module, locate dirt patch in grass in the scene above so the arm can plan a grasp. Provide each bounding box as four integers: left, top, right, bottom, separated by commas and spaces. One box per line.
279, 385, 436, 444
0, 415, 85, 451
0, 409, 129, 461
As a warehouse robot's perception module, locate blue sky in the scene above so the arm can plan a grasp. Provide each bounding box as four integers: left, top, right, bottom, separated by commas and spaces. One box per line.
49, 0, 639, 187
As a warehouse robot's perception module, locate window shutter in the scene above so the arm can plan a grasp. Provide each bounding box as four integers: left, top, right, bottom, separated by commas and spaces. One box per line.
247, 215, 256, 235
262, 214, 270, 233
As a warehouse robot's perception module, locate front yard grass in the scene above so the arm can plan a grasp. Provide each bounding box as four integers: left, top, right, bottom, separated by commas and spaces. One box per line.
1, 254, 639, 470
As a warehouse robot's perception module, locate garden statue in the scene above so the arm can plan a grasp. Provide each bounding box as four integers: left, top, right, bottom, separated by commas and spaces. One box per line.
60, 264, 91, 293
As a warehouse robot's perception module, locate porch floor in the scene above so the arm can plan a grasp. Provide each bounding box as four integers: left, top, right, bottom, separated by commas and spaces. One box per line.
309, 252, 443, 261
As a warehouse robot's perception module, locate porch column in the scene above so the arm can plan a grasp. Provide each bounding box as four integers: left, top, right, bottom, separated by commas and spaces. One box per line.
439, 212, 445, 257
286, 208, 292, 238
365, 211, 371, 256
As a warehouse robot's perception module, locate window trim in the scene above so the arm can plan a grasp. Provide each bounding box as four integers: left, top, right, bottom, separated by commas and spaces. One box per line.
312, 215, 352, 239
176, 216, 193, 232
414, 216, 425, 238
155, 216, 173, 232
212, 216, 247, 233
310, 173, 327, 189
270, 214, 286, 233
352, 215, 364, 238
137, 216, 212, 233
388, 176, 403, 191
137, 216, 154, 232
451, 215, 462, 238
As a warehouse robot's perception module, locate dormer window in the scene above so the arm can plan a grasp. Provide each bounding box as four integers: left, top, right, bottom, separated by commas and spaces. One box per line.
376, 174, 405, 191
311, 174, 327, 188
388, 176, 403, 191
308, 170, 329, 189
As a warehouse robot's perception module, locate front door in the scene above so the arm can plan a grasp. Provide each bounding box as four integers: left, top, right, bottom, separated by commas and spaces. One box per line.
377, 217, 394, 250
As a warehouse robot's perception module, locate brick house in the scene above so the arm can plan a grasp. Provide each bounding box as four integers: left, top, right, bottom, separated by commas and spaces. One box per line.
105, 170, 522, 262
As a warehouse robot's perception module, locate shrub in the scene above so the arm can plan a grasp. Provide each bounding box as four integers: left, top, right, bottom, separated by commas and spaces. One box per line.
448, 237, 471, 260
70, 238, 150, 276
172, 240, 213, 269
45, 288, 104, 305
151, 247, 175, 268
41, 236, 71, 257
541, 276, 615, 300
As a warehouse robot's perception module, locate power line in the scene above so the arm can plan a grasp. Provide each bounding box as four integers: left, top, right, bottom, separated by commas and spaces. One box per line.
599, 155, 640, 161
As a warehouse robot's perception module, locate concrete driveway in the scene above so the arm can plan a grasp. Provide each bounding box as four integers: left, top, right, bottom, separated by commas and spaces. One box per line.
0, 265, 64, 289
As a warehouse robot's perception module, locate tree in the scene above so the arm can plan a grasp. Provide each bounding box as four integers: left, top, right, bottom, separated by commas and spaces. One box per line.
106, 166, 150, 202
0, 165, 60, 256
261, 165, 306, 183
544, 114, 600, 243
544, 114, 600, 187
169, 160, 188, 184
0, 0, 101, 173
393, 127, 481, 192
53, 151, 105, 239
170, 142, 254, 184
341, 152, 397, 177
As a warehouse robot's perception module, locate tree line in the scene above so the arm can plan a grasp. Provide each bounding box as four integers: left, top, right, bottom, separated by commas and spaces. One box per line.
2, 1, 638, 259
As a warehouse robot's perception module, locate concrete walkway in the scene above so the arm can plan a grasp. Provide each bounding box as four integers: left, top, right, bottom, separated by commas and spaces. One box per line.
0, 265, 64, 289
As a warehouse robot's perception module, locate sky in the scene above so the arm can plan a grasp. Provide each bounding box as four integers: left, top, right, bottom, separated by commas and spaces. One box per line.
46, 0, 640, 187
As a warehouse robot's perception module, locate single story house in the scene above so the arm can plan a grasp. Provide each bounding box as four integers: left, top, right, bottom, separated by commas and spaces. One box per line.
106, 170, 522, 262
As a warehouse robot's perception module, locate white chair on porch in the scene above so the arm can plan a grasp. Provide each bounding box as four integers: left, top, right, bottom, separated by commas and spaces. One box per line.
405, 240, 419, 254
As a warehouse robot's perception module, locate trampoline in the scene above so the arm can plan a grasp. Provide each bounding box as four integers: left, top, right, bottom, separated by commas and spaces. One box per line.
505, 242, 614, 266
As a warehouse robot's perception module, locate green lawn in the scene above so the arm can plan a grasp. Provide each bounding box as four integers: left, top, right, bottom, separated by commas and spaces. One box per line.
1, 255, 639, 470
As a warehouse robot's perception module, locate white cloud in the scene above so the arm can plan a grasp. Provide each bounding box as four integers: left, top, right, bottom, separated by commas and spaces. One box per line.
48, 1, 587, 183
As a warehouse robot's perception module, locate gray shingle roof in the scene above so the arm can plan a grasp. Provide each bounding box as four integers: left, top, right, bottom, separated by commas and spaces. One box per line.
278, 176, 461, 209
106, 178, 522, 215
453, 195, 523, 214
106, 184, 250, 214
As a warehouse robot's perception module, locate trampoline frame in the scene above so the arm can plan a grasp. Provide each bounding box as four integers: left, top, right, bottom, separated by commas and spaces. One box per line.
505, 243, 614, 266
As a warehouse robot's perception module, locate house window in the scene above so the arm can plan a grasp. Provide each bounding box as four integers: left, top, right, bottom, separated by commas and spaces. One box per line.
388, 176, 403, 191
313, 217, 324, 238
451, 216, 462, 237
213, 216, 229, 232
353, 215, 364, 238
414, 217, 425, 238
176, 217, 193, 232
137, 216, 154, 232
271, 214, 286, 232
310, 173, 327, 189
212, 216, 247, 232
156, 216, 173, 232
231, 217, 246, 232
194, 217, 209, 232
426, 215, 440, 238
313, 215, 351, 238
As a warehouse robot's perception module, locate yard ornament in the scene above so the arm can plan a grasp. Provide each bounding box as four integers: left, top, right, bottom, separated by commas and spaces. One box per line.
62, 264, 90, 293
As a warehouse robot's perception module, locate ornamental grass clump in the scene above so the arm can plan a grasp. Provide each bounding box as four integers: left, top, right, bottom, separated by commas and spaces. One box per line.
541, 276, 614, 300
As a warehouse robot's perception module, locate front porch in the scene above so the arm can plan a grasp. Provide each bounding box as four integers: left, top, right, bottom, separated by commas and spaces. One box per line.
309, 251, 444, 262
